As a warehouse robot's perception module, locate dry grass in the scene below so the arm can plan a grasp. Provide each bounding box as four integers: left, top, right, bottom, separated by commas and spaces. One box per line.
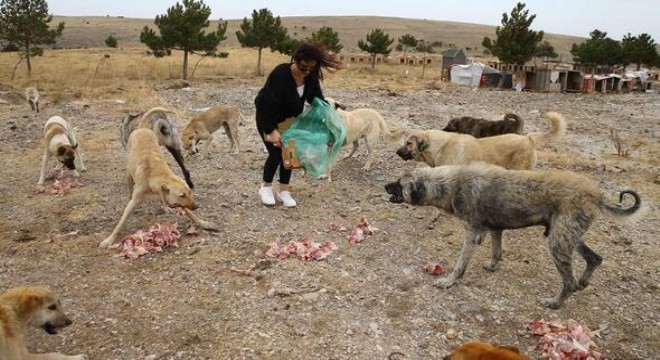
0, 47, 446, 105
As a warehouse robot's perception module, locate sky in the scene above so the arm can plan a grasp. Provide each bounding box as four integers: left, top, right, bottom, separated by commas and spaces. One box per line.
47, 0, 660, 41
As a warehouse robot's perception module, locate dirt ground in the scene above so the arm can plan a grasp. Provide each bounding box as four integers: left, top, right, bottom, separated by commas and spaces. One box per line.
1, 81, 659, 360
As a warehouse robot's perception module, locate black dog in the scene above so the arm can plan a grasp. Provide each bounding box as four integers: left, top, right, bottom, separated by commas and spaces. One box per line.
442, 113, 524, 138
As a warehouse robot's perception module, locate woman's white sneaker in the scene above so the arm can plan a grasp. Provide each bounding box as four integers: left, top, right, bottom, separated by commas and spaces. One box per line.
259, 186, 276, 206
277, 191, 297, 207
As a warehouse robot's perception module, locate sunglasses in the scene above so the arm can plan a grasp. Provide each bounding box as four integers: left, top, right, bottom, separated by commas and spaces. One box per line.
297, 60, 317, 73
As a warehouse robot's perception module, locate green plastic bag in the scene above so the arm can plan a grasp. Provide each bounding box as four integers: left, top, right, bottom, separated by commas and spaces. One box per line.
281, 97, 347, 179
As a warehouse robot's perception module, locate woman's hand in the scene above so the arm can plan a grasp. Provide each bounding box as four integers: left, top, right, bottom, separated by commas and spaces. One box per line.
265, 129, 282, 147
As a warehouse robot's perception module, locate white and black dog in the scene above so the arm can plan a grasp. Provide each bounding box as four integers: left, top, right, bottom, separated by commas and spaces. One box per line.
38, 116, 86, 185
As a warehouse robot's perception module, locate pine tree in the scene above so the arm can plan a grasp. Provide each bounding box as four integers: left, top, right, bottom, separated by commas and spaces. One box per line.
571, 30, 624, 73
140, 0, 227, 80
0, 0, 64, 76
622, 33, 659, 70
236, 8, 287, 75
309, 26, 342, 53
481, 2, 544, 66
535, 40, 558, 68
358, 28, 394, 69
398, 34, 418, 55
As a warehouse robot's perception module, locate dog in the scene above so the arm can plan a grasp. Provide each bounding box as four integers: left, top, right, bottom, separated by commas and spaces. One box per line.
38, 116, 87, 185
120, 107, 194, 189
385, 163, 643, 309
25, 87, 40, 113
444, 342, 529, 360
326, 98, 402, 170
397, 112, 565, 170
442, 113, 524, 138
0, 286, 88, 360
181, 104, 242, 156
100, 128, 218, 248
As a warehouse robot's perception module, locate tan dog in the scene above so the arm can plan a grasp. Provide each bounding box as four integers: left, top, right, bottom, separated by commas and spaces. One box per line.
181, 104, 242, 156
38, 116, 87, 185
0, 286, 87, 360
120, 107, 194, 189
444, 342, 530, 360
396, 112, 566, 170
326, 98, 402, 170
100, 128, 218, 247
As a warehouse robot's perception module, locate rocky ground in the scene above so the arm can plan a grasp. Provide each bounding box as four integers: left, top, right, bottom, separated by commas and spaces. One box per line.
1, 82, 658, 359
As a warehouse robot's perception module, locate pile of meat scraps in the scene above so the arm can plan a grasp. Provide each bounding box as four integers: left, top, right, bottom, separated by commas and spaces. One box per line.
110, 221, 181, 259
35, 178, 84, 196
526, 319, 604, 360
347, 216, 378, 244
266, 236, 337, 261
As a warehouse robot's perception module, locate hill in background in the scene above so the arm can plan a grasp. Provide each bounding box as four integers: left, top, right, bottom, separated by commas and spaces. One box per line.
53, 15, 584, 62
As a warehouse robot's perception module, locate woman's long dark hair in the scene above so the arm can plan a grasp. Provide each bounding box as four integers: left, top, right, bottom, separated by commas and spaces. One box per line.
292, 42, 342, 81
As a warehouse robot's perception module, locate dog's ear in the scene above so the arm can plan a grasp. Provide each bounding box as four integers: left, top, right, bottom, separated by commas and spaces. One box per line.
161, 184, 170, 194
18, 293, 45, 315
416, 136, 428, 153
410, 179, 426, 204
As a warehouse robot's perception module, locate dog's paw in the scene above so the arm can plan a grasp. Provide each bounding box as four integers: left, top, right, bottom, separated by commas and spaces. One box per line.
576, 279, 590, 291
80, 166, 88, 172
72, 171, 80, 178
538, 297, 563, 309
99, 237, 116, 248
198, 220, 220, 232
482, 261, 498, 272
433, 276, 456, 289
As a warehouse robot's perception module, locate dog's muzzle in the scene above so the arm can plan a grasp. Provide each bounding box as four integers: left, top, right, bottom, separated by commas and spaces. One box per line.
42, 317, 72, 334
396, 148, 413, 160
64, 159, 76, 170
385, 182, 404, 203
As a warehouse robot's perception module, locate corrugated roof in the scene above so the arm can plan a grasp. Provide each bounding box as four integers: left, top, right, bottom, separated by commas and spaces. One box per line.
443, 48, 462, 58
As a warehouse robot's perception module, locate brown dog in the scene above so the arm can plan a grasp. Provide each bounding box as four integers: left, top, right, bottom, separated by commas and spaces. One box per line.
397, 112, 565, 170
181, 104, 242, 156
385, 163, 643, 309
38, 116, 87, 185
442, 113, 524, 138
444, 342, 530, 360
100, 128, 218, 247
0, 286, 87, 360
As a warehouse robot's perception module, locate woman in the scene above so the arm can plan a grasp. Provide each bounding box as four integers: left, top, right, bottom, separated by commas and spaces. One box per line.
254, 43, 342, 207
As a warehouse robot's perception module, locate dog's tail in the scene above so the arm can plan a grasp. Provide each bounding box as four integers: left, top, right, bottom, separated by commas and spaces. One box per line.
527, 112, 566, 148
119, 112, 143, 149
150, 116, 194, 190
375, 112, 405, 142
503, 113, 525, 134
602, 190, 645, 222
139, 107, 176, 128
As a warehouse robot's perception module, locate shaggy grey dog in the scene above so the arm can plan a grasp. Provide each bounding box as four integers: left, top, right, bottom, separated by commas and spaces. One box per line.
25, 87, 40, 113
120, 107, 193, 189
442, 113, 524, 138
385, 163, 643, 309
